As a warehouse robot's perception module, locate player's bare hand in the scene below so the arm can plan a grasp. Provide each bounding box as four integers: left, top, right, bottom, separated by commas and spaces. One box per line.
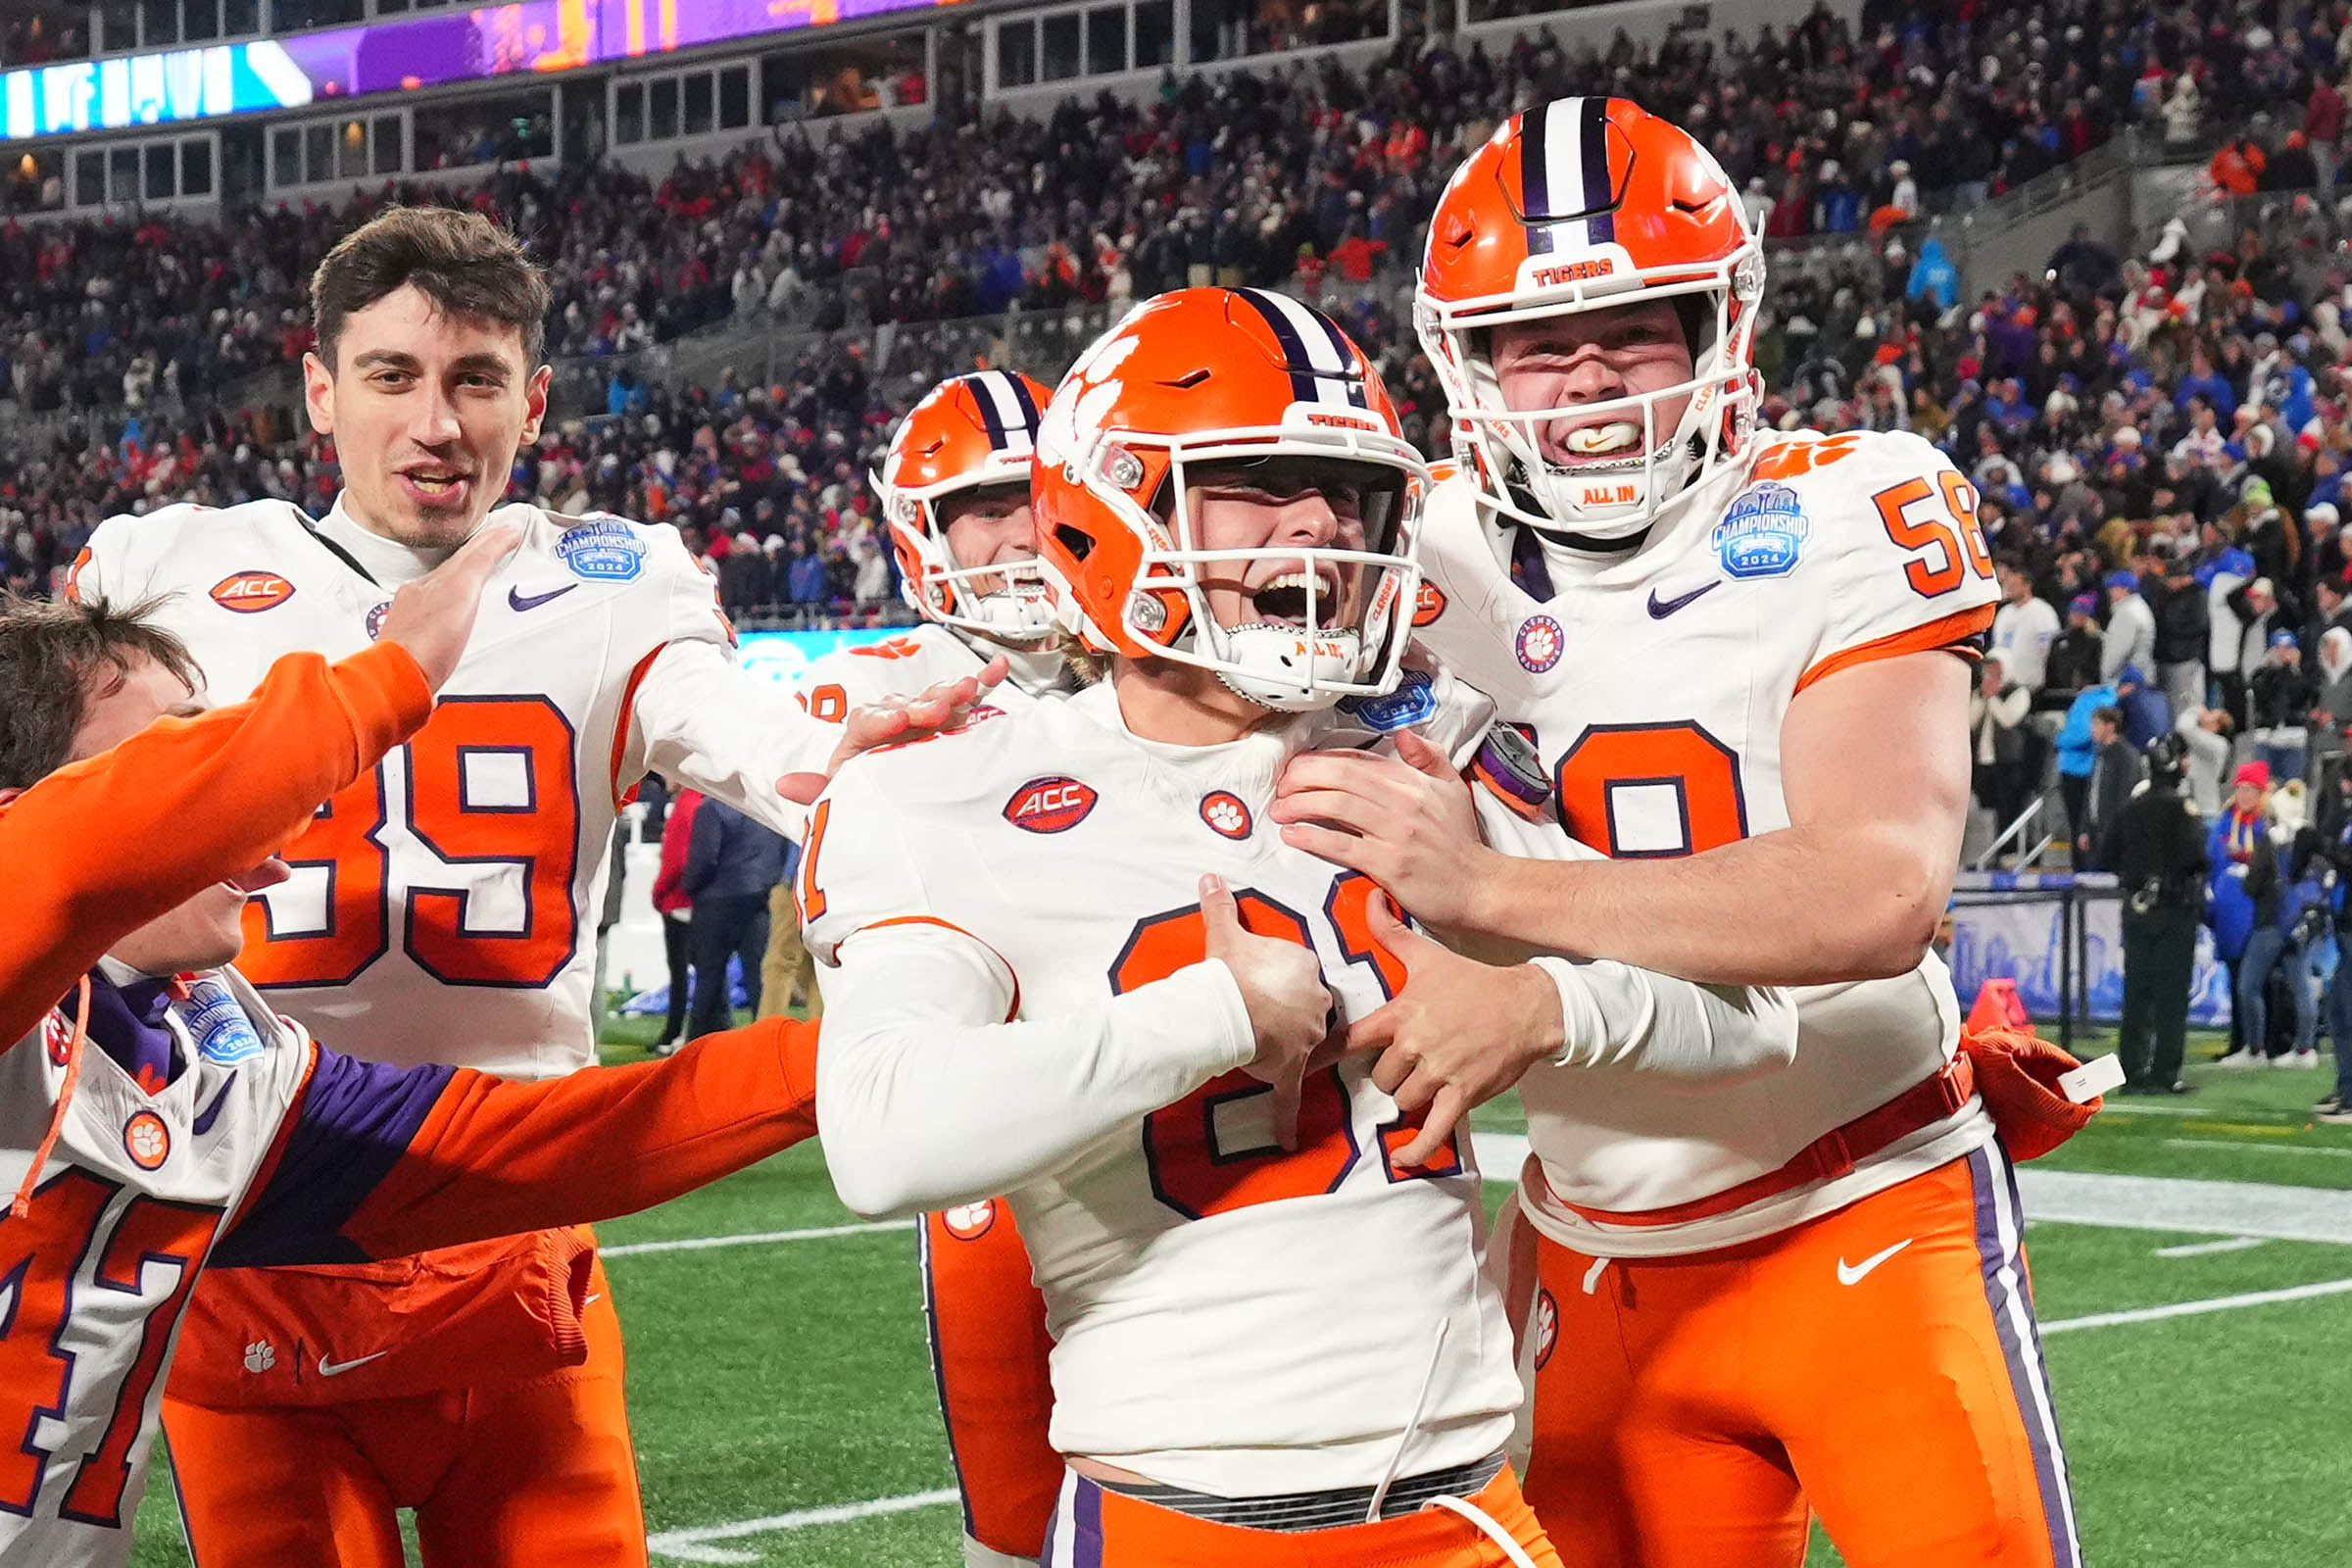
1348, 897, 1561, 1167
1200, 871, 1335, 1152
776, 657, 1010, 806
376, 517, 524, 692
1270, 729, 1500, 929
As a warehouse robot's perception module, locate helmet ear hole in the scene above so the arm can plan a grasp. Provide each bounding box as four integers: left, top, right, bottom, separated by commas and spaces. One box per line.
1055, 523, 1095, 562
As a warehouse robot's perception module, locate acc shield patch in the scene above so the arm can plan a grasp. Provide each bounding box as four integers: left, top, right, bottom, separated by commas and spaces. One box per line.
1004, 776, 1098, 833
209, 571, 296, 612
1411, 579, 1447, 627
555, 516, 648, 582
1712, 483, 1810, 579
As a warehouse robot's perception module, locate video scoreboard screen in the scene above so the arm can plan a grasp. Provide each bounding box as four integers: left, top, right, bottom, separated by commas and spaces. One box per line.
2, 0, 960, 139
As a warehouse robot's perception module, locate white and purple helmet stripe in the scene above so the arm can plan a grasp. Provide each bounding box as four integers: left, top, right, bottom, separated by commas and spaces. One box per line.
964, 369, 1044, 457
1967, 1144, 2084, 1568
1520, 96, 1617, 256
1235, 287, 1372, 411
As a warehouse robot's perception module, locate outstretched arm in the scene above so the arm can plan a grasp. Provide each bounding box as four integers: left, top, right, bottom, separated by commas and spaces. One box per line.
0, 644, 429, 1046
216, 1016, 821, 1267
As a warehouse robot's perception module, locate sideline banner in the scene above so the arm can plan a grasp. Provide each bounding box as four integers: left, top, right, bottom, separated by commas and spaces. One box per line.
1947, 874, 2229, 1027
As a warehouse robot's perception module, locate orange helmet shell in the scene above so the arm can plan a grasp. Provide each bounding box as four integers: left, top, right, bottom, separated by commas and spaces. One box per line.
1031, 288, 1426, 707
874, 370, 1053, 638
1416, 98, 1766, 541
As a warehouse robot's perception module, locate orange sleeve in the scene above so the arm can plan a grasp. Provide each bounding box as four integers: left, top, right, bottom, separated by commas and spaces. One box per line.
0, 642, 431, 1046
337, 1017, 820, 1260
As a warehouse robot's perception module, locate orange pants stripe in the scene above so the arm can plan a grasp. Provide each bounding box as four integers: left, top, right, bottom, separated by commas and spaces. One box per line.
163, 1261, 645, 1568
1521, 1148, 2081, 1568
921, 1200, 1062, 1560
1043, 1466, 1562, 1568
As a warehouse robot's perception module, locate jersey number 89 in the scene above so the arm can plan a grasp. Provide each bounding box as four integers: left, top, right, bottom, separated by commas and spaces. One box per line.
241, 696, 582, 991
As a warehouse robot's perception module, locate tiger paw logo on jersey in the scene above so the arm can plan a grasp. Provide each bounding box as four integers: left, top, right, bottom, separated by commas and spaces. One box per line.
1200, 791, 1253, 840
1533, 1288, 1559, 1370
243, 1341, 277, 1375
1412, 580, 1447, 627
555, 516, 648, 582
1711, 483, 1811, 580
122, 1110, 171, 1171
941, 1200, 996, 1241
1515, 614, 1565, 673
42, 1007, 74, 1066
209, 570, 296, 612
1004, 775, 1099, 834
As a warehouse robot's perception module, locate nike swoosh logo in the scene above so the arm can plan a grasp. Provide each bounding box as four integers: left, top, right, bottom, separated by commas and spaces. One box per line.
317, 1351, 389, 1378
1837, 1238, 1913, 1287
508, 584, 578, 612
1646, 581, 1720, 618
583, 1294, 602, 1307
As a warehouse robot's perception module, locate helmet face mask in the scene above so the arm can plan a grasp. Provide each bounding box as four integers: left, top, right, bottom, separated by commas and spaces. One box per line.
909, 479, 1056, 645
875, 371, 1058, 650
1415, 98, 1767, 543
1031, 289, 1427, 714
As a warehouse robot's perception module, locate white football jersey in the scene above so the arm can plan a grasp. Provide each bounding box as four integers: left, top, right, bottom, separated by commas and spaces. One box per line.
1417, 429, 2000, 1256
76, 497, 834, 1077
805, 682, 1522, 1497
0, 970, 309, 1565
790, 622, 1066, 726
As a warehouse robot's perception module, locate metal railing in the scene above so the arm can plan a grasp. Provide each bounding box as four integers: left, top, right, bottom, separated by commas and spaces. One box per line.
1974, 788, 2063, 872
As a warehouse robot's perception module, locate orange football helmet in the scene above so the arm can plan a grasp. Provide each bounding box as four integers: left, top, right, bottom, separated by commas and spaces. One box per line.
1415, 97, 1766, 541
873, 369, 1055, 646
1031, 288, 1425, 711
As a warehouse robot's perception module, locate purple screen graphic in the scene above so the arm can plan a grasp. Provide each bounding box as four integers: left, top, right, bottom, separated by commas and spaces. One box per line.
276, 0, 955, 102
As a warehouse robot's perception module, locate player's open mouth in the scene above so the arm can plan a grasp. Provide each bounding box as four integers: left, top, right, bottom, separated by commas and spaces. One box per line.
1250, 568, 1346, 630
398, 469, 472, 506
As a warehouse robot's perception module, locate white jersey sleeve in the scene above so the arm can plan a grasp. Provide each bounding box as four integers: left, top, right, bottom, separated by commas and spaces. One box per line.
1752, 430, 2000, 686
611, 523, 840, 839
807, 738, 1252, 1218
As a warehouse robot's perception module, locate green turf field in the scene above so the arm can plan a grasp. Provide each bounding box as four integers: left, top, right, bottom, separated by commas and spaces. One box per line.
126, 1022, 2352, 1566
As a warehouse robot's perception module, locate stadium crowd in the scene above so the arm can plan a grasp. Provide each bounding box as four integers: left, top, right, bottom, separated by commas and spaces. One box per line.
4, 5, 2352, 745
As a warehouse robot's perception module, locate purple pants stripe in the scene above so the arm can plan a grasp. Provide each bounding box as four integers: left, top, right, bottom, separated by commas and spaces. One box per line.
1967, 1145, 2083, 1568
1041, 1473, 1105, 1568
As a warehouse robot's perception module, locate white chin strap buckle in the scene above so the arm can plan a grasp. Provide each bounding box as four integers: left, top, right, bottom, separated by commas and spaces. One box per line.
969, 588, 1056, 639
1215, 624, 1364, 712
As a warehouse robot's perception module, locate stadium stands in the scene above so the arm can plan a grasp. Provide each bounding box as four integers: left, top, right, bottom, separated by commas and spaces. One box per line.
4, 2, 2348, 661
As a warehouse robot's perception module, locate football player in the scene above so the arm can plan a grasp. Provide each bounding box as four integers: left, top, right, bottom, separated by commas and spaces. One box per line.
0, 550, 828, 1568
808, 289, 1795, 1568
1272, 99, 2082, 1568
69, 207, 992, 1567
789, 368, 1071, 1568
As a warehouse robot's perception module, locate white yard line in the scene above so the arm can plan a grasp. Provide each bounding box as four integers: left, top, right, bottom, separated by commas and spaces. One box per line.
2165, 1137, 2352, 1159
2040, 1275, 2352, 1333
2153, 1236, 2270, 1258
642, 1268, 2352, 1562
646, 1489, 959, 1563
602, 1220, 911, 1257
